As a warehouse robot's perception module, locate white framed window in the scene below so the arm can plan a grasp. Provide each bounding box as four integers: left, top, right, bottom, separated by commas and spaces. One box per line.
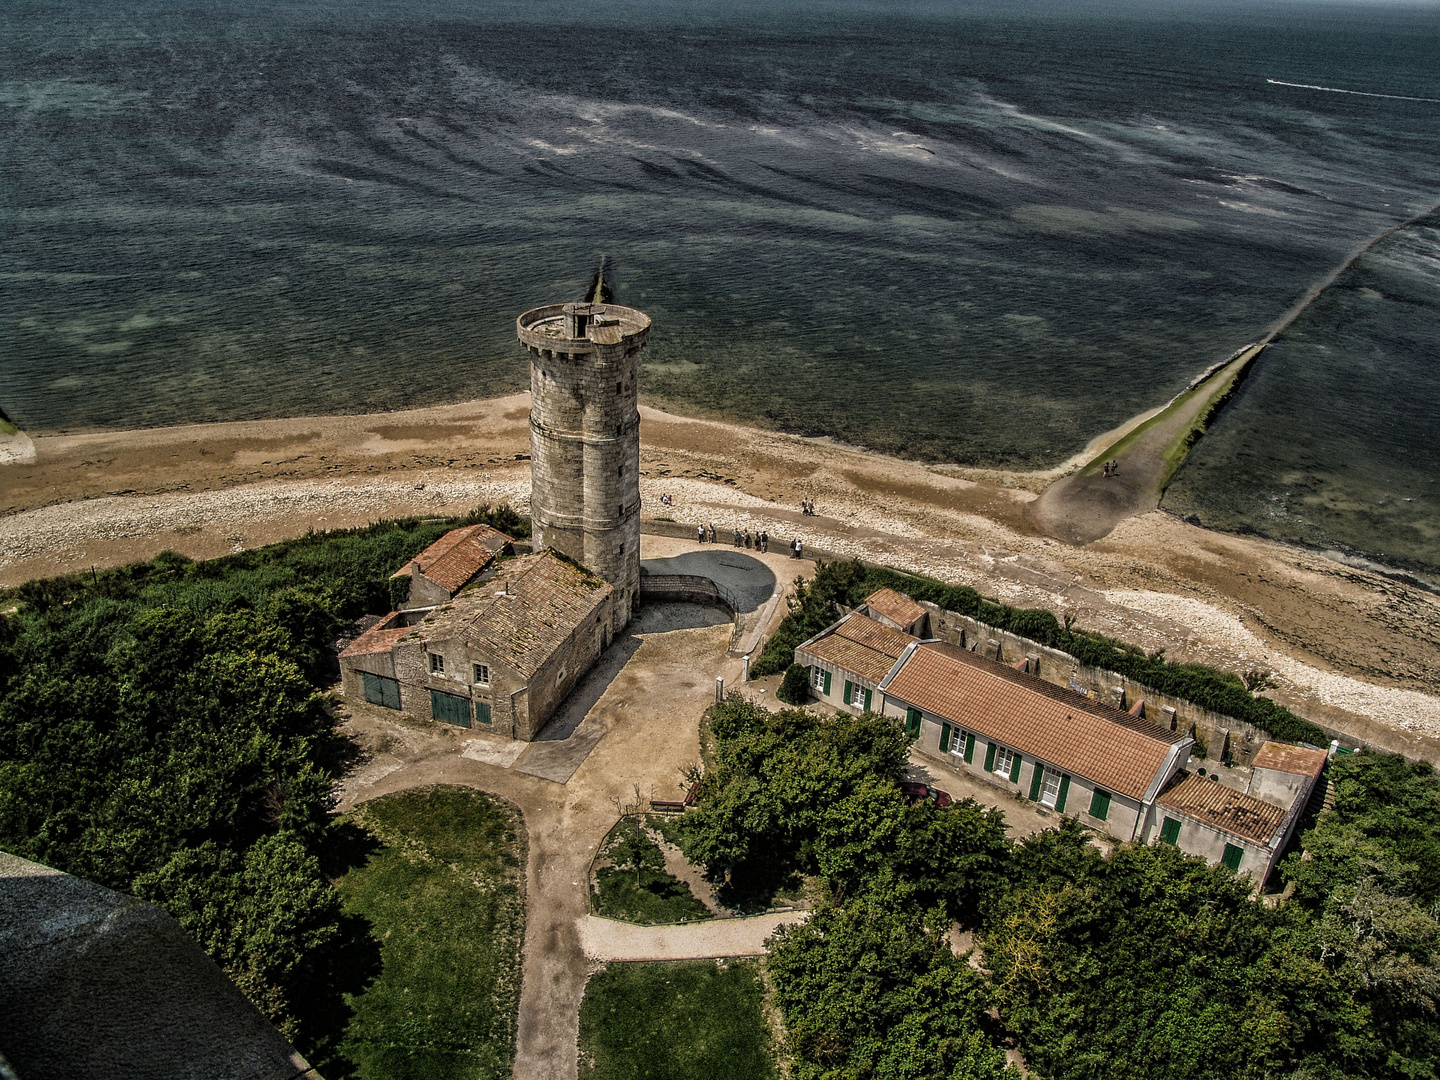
850, 683, 866, 708
473, 663, 490, 686
811, 667, 826, 690
1040, 769, 1062, 807
993, 747, 1014, 777
949, 729, 969, 757
429, 652, 444, 674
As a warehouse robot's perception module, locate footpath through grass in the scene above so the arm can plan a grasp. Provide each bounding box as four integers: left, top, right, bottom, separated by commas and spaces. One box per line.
591, 816, 712, 925
330, 786, 526, 1080
578, 959, 779, 1080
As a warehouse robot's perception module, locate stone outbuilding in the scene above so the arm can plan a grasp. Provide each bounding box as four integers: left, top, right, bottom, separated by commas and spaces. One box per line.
859, 587, 930, 637
391, 524, 514, 609
341, 548, 618, 740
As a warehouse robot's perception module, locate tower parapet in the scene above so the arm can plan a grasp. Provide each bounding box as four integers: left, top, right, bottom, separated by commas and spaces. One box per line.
518, 302, 650, 625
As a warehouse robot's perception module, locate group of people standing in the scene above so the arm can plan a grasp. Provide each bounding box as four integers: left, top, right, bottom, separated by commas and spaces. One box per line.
692, 523, 804, 559
1101, 460, 1120, 478
800, 497, 817, 515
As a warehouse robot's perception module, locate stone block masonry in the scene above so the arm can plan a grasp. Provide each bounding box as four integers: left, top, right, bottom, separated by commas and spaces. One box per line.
520, 302, 651, 630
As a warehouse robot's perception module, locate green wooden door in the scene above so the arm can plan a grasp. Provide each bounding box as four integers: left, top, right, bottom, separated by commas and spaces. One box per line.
1159, 817, 1181, 845
362, 672, 401, 710
905, 708, 922, 740
474, 702, 492, 725
1221, 844, 1244, 872
430, 689, 471, 727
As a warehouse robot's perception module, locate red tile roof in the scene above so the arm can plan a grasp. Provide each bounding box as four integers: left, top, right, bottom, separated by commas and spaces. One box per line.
864, 587, 926, 629
1158, 772, 1287, 844
883, 641, 1186, 801
395, 525, 512, 594
799, 613, 916, 684
339, 611, 413, 658
1250, 742, 1326, 778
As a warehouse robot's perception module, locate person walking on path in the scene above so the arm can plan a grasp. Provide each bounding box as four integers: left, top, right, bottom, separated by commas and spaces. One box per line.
759, 531, 768, 553
795, 538, 804, 559
732, 528, 741, 548
697, 524, 706, 543
708, 524, 716, 543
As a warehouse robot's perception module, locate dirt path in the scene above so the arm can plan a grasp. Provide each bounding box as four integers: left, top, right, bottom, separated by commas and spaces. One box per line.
577, 912, 806, 962
1029, 345, 1262, 544
334, 540, 812, 1080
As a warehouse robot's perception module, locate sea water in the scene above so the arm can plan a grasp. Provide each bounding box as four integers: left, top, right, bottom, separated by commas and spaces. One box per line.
2, 0, 1437, 567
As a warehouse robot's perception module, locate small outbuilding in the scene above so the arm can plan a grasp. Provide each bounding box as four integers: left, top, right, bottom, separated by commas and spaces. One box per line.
342, 548, 618, 740
391, 524, 514, 609
859, 587, 930, 637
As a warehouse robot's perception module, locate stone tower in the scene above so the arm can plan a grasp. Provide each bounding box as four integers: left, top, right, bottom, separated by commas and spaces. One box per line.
518, 301, 650, 623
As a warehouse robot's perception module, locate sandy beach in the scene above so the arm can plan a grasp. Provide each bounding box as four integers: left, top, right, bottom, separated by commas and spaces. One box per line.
3, 393, 1438, 758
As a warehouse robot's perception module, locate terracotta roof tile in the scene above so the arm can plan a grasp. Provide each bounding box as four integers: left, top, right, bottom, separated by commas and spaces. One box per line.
339, 611, 412, 658
864, 587, 926, 628
1158, 772, 1287, 844
1251, 742, 1326, 777
395, 525, 513, 594
883, 642, 1186, 800
798, 613, 916, 684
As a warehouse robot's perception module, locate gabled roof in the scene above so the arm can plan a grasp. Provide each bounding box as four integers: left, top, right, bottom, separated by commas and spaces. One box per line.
338, 611, 413, 659
1158, 772, 1287, 844
1251, 742, 1326, 778
394, 524, 512, 594
864, 587, 926, 629
797, 612, 917, 685
421, 550, 612, 677
881, 641, 1187, 801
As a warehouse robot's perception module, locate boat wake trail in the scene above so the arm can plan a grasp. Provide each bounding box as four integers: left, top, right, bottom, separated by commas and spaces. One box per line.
1266, 78, 1440, 104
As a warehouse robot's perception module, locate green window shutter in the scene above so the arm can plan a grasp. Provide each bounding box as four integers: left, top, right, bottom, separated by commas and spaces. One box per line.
475, 702, 492, 725
1089, 788, 1111, 821
1009, 753, 1023, 784
1055, 774, 1070, 812
1221, 844, 1244, 872
1159, 817, 1181, 845
984, 742, 997, 772
939, 724, 952, 753
844, 680, 854, 705
823, 670, 831, 695
863, 688, 872, 711
1029, 763, 1045, 801
905, 708, 921, 740
963, 733, 975, 763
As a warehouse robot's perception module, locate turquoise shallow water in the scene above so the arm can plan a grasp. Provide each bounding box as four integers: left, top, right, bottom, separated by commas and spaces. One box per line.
1, 0, 1437, 570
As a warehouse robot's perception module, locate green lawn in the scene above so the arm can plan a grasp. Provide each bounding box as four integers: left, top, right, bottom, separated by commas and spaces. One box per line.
331, 786, 526, 1080
578, 960, 780, 1080
591, 817, 712, 925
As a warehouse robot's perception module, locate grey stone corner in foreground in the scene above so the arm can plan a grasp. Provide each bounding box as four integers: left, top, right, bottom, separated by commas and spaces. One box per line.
0, 850, 319, 1080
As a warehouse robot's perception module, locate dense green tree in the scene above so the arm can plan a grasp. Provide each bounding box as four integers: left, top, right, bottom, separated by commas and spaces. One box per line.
769, 901, 1017, 1080
0, 512, 510, 1045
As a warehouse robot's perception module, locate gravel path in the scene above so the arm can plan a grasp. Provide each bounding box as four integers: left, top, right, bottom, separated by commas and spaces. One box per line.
577, 912, 807, 962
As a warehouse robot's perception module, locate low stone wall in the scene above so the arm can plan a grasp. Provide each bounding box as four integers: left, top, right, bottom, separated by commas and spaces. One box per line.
638, 572, 739, 615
